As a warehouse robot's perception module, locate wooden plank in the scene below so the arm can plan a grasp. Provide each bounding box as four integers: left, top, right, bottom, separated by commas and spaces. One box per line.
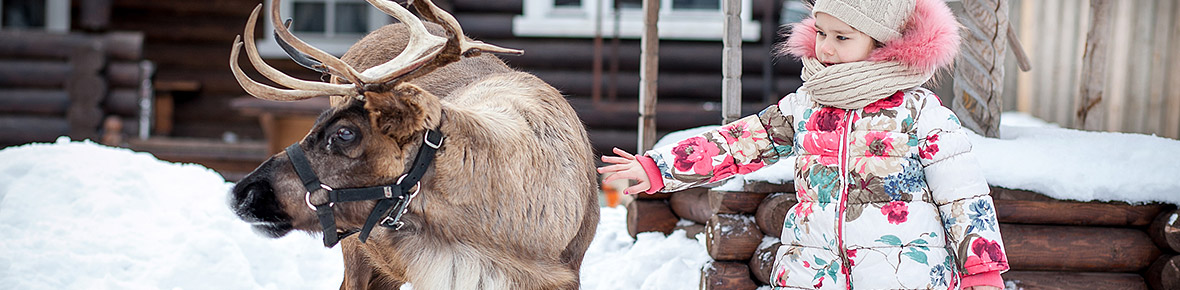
1145, 0, 1175, 135
994, 199, 1167, 227
0, 60, 72, 88
1125, 0, 1157, 134
103, 89, 141, 117
700, 261, 758, 290
1077, 0, 1115, 131
1033, 0, 1059, 121
1001, 223, 1161, 272
1168, 0, 1180, 139
1050, 0, 1079, 127
1003, 271, 1147, 290
1103, 0, 1135, 131
637, 0, 659, 152
0, 116, 70, 146
0, 89, 69, 115
0, 31, 143, 60
706, 214, 762, 261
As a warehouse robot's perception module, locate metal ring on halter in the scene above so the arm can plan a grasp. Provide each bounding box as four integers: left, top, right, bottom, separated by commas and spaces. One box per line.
304, 183, 335, 211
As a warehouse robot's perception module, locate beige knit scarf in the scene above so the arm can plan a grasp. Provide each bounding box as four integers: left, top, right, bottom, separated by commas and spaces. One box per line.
800, 57, 934, 109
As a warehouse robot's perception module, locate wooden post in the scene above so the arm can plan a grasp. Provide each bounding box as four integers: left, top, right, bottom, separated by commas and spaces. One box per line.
66, 41, 107, 141
1076, 0, 1114, 131
637, 0, 659, 152
700, 261, 759, 290
721, 0, 742, 124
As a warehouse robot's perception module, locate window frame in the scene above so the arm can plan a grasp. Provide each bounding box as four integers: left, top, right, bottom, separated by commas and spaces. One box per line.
256, 0, 392, 58
513, 0, 761, 41
0, 0, 70, 32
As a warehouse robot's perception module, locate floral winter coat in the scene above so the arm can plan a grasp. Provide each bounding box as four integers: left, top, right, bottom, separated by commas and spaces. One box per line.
642, 87, 1009, 289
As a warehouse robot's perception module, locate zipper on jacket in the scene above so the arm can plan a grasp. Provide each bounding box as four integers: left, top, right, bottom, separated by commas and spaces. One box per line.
836, 110, 854, 289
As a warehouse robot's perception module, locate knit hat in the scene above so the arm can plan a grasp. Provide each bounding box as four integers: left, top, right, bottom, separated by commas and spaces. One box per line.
812, 0, 917, 43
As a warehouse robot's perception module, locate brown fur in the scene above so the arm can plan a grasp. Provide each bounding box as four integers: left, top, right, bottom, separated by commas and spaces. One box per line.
230, 23, 599, 290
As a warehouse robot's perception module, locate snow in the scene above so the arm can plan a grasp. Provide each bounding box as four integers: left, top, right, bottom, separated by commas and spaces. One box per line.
1, 112, 1177, 289
661, 112, 1180, 205
0, 137, 708, 289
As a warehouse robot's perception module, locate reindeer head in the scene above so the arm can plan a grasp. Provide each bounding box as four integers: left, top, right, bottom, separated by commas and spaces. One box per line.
227, 0, 518, 246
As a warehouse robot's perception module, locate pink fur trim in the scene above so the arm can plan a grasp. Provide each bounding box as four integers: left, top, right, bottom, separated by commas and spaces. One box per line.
777, 0, 960, 74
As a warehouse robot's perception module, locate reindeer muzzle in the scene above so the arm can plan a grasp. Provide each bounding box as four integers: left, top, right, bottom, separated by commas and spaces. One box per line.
286, 129, 444, 247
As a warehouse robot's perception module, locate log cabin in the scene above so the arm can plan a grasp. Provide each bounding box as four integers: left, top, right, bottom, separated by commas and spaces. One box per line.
0, 0, 809, 180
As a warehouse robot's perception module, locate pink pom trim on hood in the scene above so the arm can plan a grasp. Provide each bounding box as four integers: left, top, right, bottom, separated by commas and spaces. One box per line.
777, 0, 961, 75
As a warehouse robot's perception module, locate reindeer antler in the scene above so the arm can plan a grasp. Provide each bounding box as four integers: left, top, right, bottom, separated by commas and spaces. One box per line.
230, 0, 523, 101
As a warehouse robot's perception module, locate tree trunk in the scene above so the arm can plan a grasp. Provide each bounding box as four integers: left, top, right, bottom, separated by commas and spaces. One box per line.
952, 0, 1008, 137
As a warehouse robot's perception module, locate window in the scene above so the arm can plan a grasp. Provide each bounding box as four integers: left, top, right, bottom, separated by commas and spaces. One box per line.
0, 0, 69, 32
256, 0, 393, 57
514, 0, 760, 41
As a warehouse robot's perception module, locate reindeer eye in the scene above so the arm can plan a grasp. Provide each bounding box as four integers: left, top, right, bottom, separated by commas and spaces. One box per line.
335, 128, 356, 142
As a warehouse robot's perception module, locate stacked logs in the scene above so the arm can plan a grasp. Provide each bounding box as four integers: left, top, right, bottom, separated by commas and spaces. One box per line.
626, 181, 1180, 290
0, 30, 153, 147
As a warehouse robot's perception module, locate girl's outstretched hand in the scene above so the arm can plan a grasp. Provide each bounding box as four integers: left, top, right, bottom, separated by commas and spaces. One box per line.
596, 147, 653, 195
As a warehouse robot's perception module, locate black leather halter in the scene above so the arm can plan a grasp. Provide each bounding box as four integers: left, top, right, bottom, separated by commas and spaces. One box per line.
285, 129, 444, 247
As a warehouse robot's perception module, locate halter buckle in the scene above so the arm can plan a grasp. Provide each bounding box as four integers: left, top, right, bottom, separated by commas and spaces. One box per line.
304, 183, 335, 211
424, 130, 443, 149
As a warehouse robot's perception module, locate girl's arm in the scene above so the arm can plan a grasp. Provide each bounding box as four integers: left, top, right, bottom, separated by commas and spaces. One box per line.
913, 94, 1009, 288
600, 95, 799, 194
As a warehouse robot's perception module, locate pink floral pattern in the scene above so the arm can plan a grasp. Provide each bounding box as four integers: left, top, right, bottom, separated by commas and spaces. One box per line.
671, 136, 720, 175
881, 201, 910, 224
645, 88, 1007, 289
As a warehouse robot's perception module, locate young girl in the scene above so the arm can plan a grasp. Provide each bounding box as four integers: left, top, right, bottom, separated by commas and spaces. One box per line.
598, 0, 1009, 289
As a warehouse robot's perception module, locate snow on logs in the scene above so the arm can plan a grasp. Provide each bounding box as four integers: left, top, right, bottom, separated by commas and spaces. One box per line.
625, 182, 1179, 289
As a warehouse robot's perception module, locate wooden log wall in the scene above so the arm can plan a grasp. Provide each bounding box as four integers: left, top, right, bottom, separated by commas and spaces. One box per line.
627, 182, 1180, 289
0, 30, 151, 147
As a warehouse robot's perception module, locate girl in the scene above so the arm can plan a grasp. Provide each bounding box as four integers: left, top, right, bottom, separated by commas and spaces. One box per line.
598, 0, 1009, 289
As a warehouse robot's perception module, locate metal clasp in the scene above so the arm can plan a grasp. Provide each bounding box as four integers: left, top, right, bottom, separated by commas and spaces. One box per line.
304, 183, 335, 211
424, 130, 443, 149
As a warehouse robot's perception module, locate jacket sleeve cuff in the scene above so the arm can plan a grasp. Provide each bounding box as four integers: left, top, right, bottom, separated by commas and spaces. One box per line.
959, 270, 1003, 289
636, 156, 665, 194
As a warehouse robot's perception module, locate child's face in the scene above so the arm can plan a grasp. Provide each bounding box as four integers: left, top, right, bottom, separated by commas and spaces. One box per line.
814, 12, 876, 65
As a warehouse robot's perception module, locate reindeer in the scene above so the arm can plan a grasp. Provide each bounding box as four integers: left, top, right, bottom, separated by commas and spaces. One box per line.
226, 0, 600, 289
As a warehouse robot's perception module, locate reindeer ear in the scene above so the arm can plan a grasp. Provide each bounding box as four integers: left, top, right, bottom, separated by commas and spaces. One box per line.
363, 84, 441, 141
